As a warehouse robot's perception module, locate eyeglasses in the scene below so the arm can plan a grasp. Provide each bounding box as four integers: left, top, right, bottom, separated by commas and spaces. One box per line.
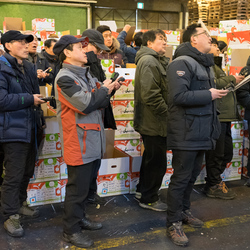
194, 31, 211, 38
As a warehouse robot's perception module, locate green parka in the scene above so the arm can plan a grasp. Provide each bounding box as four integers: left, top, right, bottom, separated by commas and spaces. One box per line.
213, 63, 239, 121
133, 46, 169, 137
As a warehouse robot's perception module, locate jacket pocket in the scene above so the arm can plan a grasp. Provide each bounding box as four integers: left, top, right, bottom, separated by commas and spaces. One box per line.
77, 123, 101, 157
185, 109, 212, 141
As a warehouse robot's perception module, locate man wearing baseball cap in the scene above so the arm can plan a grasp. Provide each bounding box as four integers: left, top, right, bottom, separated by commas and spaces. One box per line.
81, 29, 122, 206
0, 30, 45, 237
53, 35, 116, 248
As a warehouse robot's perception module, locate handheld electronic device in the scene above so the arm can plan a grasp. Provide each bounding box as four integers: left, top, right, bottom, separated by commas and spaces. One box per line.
41, 96, 55, 102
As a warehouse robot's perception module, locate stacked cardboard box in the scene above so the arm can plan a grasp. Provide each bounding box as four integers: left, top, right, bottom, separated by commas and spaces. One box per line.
112, 68, 142, 156
27, 117, 67, 206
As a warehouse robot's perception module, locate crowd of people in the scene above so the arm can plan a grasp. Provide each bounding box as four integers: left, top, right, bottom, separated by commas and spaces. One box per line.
0, 23, 250, 248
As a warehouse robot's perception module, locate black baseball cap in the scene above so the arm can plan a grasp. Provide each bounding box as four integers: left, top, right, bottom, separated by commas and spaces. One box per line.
82, 29, 110, 51
1, 30, 34, 46
96, 25, 112, 34
53, 35, 89, 55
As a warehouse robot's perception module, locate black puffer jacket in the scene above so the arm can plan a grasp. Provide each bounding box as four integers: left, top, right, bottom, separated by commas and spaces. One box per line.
167, 42, 221, 150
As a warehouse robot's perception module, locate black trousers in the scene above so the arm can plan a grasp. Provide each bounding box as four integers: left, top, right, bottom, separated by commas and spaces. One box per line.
63, 159, 101, 235
136, 134, 167, 203
0, 144, 4, 186
87, 164, 101, 200
166, 150, 205, 226
1, 131, 36, 221
205, 122, 233, 186
247, 120, 250, 177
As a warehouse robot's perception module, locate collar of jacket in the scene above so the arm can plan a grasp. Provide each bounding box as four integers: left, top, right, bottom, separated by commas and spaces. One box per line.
135, 46, 169, 65
27, 53, 38, 64
62, 62, 90, 77
42, 49, 58, 62
85, 51, 99, 65
0, 54, 11, 67
214, 56, 223, 69
2, 53, 25, 76
173, 42, 214, 68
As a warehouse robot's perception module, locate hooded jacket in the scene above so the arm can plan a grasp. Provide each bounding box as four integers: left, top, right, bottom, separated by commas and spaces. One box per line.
97, 37, 128, 67
212, 57, 238, 122
167, 42, 221, 150
0, 53, 42, 143
134, 46, 169, 137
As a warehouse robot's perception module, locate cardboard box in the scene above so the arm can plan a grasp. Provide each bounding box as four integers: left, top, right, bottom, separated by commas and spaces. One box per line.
30, 157, 61, 183
3, 17, 25, 32
100, 59, 115, 79
97, 148, 130, 197
112, 100, 134, 120
209, 27, 220, 36
39, 86, 56, 117
32, 18, 55, 31
164, 30, 180, 45
221, 161, 242, 181
113, 68, 136, 100
232, 141, 243, 161
115, 120, 140, 140
231, 122, 244, 140
229, 66, 243, 76
161, 151, 173, 189
219, 20, 250, 34
116, 26, 136, 45
59, 179, 68, 202
228, 48, 250, 68
60, 158, 68, 179
27, 181, 62, 206
238, 105, 245, 120
128, 155, 142, 194
161, 167, 174, 189
195, 163, 207, 185
38, 117, 62, 159
114, 139, 141, 156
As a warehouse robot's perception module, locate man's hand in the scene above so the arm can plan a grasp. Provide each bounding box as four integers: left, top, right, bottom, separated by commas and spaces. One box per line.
234, 75, 245, 84
33, 94, 45, 106
37, 69, 49, 79
103, 79, 115, 95
209, 88, 229, 100
113, 77, 124, 90
123, 24, 131, 33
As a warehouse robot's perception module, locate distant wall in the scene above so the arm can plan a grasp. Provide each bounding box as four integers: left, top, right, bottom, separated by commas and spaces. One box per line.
0, 2, 87, 35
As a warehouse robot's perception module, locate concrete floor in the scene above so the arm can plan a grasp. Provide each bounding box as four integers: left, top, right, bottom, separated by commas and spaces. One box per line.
0, 179, 250, 250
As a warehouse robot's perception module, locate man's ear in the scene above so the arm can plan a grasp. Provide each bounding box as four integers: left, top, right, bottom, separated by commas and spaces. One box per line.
190, 35, 197, 45
5, 42, 11, 52
147, 40, 152, 48
64, 48, 71, 58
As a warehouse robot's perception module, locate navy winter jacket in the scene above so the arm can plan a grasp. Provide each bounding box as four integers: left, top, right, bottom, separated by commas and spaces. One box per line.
167, 42, 221, 150
0, 53, 41, 143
